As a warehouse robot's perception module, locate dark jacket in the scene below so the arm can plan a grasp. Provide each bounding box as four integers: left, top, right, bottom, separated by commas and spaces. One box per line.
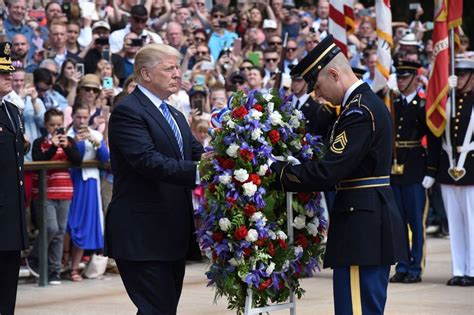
271, 83, 407, 268
105, 87, 204, 261
390, 93, 437, 185
0, 101, 28, 251
300, 95, 336, 142
430, 91, 474, 185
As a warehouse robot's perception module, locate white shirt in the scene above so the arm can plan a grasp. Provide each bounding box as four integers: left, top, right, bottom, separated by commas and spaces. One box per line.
292, 93, 310, 110
401, 90, 417, 105
109, 25, 163, 54
342, 79, 364, 107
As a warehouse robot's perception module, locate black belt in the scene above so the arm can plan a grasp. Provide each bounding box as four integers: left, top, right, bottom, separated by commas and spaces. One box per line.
335, 176, 391, 191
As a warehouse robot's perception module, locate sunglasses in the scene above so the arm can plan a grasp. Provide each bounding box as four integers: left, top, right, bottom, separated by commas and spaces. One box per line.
287, 48, 297, 52
265, 58, 278, 63
51, 71, 59, 77
35, 85, 50, 92
196, 51, 208, 55
195, 37, 206, 42
240, 66, 252, 71
212, 14, 225, 19
269, 41, 282, 46
232, 79, 245, 85
83, 87, 100, 93
132, 16, 148, 24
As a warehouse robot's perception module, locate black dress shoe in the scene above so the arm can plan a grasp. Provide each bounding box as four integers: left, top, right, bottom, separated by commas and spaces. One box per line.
403, 274, 422, 283
460, 276, 474, 287
446, 276, 463, 286
389, 272, 406, 283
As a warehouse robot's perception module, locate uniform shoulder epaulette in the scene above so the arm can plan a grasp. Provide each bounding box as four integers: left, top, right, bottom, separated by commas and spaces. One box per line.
348, 94, 362, 106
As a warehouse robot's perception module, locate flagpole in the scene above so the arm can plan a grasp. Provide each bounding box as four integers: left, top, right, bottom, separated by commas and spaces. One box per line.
449, 28, 456, 118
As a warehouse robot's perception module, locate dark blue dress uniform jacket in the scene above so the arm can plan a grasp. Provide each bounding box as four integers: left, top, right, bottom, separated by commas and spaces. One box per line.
271, 83, 407, 268
391, 93, 437, 185
300, 96, 336, 142
0, 101, 28, 251
105, 87, 204, 262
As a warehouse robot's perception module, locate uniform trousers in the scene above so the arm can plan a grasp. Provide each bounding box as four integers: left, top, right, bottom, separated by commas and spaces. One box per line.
333, 265, 390, 315
391, 184, 428, 276
440, 184, 474, 276
0, 251, 21, 315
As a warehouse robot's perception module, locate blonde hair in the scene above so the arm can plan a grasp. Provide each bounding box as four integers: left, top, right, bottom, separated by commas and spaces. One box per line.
133, 44, 182, 84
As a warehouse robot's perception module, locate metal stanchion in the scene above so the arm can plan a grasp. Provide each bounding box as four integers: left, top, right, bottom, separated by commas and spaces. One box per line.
38, 169, 48, 287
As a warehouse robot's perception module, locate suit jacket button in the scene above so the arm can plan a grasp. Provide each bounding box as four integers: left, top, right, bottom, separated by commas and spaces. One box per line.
20, 180, 23, 186
349, 207, 354, 212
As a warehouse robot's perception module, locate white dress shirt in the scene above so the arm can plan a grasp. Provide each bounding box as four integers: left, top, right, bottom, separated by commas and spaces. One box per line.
342, 79, 364, 107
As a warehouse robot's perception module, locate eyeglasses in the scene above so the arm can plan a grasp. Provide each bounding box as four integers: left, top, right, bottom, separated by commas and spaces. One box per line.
83, 87, 100, 93
265, 58, 278, 63
195, 37, 206, 43
269, 41, 282, 46
35, 85, 50, 92
196, 51, 208, 55
51, 71, 59, 77
232, 79, 245, 85
306, 40, 319, 45
132, 16, 148, 24
240, 66, 252, 71
212, 14, 225, 19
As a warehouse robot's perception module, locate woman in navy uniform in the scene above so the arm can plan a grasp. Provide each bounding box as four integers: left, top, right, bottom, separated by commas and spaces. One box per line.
428, 59, 474, 286
389, 61, 437, 284
270, 35, 407, 315
0, 42, 28, 315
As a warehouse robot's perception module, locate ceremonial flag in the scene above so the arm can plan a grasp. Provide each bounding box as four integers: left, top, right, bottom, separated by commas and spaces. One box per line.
448, 0, 463, 51
329, 0, 348, 56
372, 0, 393, 94
344, 0, 355, 36
426, 0, 449, 137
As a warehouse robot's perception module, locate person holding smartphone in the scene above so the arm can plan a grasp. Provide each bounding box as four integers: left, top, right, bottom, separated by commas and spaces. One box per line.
26, 108, 82, 285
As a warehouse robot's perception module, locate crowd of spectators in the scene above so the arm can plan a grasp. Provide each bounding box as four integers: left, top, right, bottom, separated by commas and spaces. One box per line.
0, 0, 471, 283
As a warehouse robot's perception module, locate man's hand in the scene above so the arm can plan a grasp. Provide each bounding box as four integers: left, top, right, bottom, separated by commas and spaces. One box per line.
422, 176, 435, 189
51, 134, 61, 147
448, 75, 458, 89
58, 135, 69, 148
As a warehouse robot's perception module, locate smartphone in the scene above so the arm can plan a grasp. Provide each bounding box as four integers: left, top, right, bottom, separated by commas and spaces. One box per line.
24, 73, 34, 86
194, 74, 206, 86
101, 49, 110, 62
193, 98, 203, 114
425, 21, 434, 31
95, 37, 109, 46
219, 20, 228, 28
182, 70, 192, 83
44, 50, 56, 59
233, 38, 242, 56
358, 8, 371, 16
409, 2, 421, 10
76, 63, 84, 76
61, 2, 71, 19
201, 61, 214, 71
130, 38, 144, 47
248, 52, 261, 67
56, 127, 65, 135
103, 76, 113, 89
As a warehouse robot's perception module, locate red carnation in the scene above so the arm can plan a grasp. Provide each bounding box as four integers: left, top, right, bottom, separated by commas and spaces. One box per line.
221, 159, 236, 169
248, 174, 261, 186
259, 279, 272, 291
278, 239, 288, 250
253, 104, 263, 112
244, 204, 257, 217
268, 241, 276, 256
212, 250, 218, 261
243, 247, 252, 257
296, 233, 308, 249
297, 193, 310, 203
232, 106, 248, 119
239, 149, 254, 162
268, 130, 281, 144
312, 235, 321, 244
226, 197, 236, 205
212, 232, 224, 243
208, 183, 217, 193
234, 226, 248, 240
255, 238, 266, 247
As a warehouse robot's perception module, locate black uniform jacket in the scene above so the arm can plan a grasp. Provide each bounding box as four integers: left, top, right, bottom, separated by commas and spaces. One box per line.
0, 101, 28, 251
300, 96, 336, 142
430, 91, 474, 185
106, 87, 204, 262
271, 83, 407, 268
391, 93, 437, 185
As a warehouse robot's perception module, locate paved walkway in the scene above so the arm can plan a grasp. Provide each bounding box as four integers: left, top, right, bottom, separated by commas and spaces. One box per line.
16, 237, 474, 315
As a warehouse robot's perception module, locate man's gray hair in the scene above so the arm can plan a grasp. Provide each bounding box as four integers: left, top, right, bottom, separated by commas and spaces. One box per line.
133, 44, 182, 84
39, 59, 59, 71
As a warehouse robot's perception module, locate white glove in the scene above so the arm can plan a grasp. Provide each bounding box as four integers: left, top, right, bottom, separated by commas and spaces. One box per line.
448, 75, 458, 89
422, 176, 435, 189
287, 156, 301, 166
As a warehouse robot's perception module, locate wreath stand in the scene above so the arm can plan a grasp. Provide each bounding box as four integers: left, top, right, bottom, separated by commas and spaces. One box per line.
244, 192, 296, 315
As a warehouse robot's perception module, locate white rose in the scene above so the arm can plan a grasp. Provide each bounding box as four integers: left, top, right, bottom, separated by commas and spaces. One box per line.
250, 109, 263, 120
242, 182, 258, 197
305, 148, 314, 156
245, 229, 259, 242
219, 218, 231, 231
294, 245, 304, 256
276, 230, 287, 240
266, 262, 276, 275
294, 109, 303, 120
219, 174, 232, 185
251, 128, 263, 140
227, 120, 236, 129
268, 230, 276, 240
226, 143, 239, 158
267, 101, 274, 112
257, 164, 268, 176
305, 208, 314, 218
264, 94, 273, 102
282, 260, 290, 271
290, 139, 302, 150
290, 116, 300, 129
270, 111, 283, 126
229, 258, 242, 266
250, 212, 267, 224
292, 215, 306, 229
234, 169, 249, 182
307, 222, 319, 236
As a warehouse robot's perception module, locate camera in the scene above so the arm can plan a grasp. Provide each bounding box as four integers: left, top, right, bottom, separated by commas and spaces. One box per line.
219, 20, 228, 28
56, 127, 65, 135
283, 0, 295, 9
130, 38, 144, 47
95, 37, 109, 46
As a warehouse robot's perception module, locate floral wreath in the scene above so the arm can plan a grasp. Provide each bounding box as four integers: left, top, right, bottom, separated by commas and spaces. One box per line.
197, 90, 328, 313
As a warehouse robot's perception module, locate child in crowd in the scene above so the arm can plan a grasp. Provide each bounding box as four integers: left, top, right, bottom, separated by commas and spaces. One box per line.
27, 108, 82, 285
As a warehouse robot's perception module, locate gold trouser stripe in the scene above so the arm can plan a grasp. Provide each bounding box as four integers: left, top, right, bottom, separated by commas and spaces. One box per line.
421, 189, 429, 273
350, 266, 363, 315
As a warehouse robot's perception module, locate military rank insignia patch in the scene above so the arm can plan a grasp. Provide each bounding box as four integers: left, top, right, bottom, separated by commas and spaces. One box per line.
330, 131, 348, 154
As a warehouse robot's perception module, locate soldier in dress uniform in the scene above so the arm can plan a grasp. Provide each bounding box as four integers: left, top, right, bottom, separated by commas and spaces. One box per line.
388, 61, 437, 284
427, 58, 474, 286
270, 35, 407, 315
0, 42, 28, 315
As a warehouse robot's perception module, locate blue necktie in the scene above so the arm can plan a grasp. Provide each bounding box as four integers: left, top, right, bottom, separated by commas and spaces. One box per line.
160, 102, 184, 158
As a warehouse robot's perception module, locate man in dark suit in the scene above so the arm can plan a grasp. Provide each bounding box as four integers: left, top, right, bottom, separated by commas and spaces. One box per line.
0, 42, 28, 315
270, 35, 407, 315
106, 43, 209, 315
